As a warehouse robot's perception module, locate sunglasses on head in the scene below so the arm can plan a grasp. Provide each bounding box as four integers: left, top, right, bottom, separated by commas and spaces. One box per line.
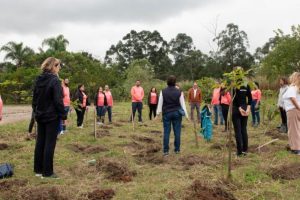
55, 63, 61, 67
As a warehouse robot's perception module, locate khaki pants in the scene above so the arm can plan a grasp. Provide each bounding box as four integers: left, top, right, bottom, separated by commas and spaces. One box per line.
287, 109, 300, 150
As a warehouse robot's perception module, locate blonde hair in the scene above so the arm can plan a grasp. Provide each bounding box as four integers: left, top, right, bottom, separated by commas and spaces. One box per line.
41, 57, 60, 73
289, 72, 300, 90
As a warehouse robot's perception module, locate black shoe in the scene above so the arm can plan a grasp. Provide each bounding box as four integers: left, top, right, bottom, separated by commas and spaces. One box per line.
41, 173, 59, 179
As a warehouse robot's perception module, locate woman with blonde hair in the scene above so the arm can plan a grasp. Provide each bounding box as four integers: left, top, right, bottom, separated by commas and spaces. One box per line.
283, 72, 300, 155
32, 57, 66, 178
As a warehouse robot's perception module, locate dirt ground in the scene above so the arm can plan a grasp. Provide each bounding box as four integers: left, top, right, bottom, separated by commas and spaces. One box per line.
0, 105, 32, 125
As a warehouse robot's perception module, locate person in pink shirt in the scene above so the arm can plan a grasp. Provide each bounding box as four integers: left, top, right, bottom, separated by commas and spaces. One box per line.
59, 79, 71, 134
148, 87, 158, 120
0, 95, 3, 121
104, 85, 113, 123
94, 86, 107, 125
211, 83, 224, 126
220, 85, 232, 132
130, 80, 144, 123
251, 82, 262, 127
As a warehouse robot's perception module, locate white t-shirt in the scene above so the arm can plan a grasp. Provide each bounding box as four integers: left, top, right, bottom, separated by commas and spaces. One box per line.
283, 86, 300, 111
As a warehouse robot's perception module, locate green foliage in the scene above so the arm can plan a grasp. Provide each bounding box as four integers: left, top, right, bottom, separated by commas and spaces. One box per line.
222, 67, 254, 91
261, 25, 300, 81
196, 77, 217, 103
42, 34, 69, 53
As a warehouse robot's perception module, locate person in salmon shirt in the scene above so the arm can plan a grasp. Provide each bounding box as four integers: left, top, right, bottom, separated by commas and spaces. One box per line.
94, 86, 108, 125
130, 80, 144, 123
59, 78, 71, 134
211, 82, 224, 126
148, 87, 158, 120
0, 94, 3, 121
220, 85, 232, 132
251, 82, 262, 127
74, 84, 90, 128
104, 85, 113, 124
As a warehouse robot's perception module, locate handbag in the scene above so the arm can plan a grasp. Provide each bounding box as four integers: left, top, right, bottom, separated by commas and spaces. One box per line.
178, 108, 185, 116
0, 163, 14, 179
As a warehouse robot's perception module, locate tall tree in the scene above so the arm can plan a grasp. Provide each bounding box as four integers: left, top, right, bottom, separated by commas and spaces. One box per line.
0, 41, 34, 68
214, 23, 254, 71
105, 30, 171, 78
42, 34, 69, 53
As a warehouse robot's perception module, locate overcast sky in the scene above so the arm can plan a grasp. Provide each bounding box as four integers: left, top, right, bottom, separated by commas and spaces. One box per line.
0, 0, 299, 61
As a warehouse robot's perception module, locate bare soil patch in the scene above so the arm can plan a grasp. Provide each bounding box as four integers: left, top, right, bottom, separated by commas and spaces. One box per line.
134, 143, 165, 164
86, 188, 115, 200
96, 158, 137, 182
179, 154, 221, 169
265, 129, 288, 140
248, 144, 270, 153
184, 179, 237, 200
131, 135, 155, 143
0, 179, 28, 191
112, 122, 123, 127
0, 143, 9, 150
268, 163, 300, 180
66, 144, 108, 154
149, 130, 162, 134
101, 125, 113, 130
95, 130, 111, 138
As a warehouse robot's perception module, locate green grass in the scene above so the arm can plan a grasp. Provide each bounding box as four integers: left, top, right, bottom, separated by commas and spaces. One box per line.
1, 102, 300, 200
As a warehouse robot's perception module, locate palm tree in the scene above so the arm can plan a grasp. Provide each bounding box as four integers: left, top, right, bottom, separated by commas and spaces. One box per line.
42, 34, 69, 52
0, 41, 34, 68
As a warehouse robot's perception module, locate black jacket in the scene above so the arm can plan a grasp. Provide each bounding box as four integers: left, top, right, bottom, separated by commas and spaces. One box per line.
74, 89, 90, 109
94, 92, 108, 106
32, 72, 66, 123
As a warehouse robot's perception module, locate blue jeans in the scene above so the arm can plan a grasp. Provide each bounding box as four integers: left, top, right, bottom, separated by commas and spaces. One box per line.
96, 106, 106, 117
163, 110, 182, 153
106, 106, 112, 122
59, 106, 70, 132
213, 105, 224, 125
131, 102, 143, 122
251, 100, 260, 125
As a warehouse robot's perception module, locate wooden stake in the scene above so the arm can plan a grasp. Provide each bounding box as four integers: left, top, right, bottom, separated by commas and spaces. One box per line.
94, 107, 97, 139
193, 120, 199, 148
131, 107, 135, 132
256, 139, 279, 152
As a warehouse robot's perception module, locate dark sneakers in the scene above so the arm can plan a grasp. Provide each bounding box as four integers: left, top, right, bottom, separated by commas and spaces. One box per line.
41, 173, 59, 179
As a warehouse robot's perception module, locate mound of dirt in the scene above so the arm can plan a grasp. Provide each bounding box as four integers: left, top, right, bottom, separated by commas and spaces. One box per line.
96, 158, 137, 182
179, 155, 220, 168
149, 130, 162, 134
66, 144, 108, 154
131, 135, 155, 143
87, 189, 115, 200
95, 130, 111, 138
118, 135, 127, 138
266, 129, 288, 140
101, 125, 113, 130
0, 179, 28, 191
20, 186, 69, 200
184, 180, 237, 200
268, 163, 300, 180
0, 143, 9, 150
112, 122, 123, 127
134, 143, 164, 164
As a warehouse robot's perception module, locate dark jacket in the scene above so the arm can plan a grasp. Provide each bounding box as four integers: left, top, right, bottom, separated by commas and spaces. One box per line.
162, 86, 181, 114
147, 91, 158, 106
94, 92, 108, 106
232, 85, 252, 109
32, 72, 66, 123
74, 89, 90, 109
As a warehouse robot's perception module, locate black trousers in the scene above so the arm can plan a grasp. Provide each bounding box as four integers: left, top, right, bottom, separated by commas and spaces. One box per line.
279, 107, 287, 125
130, 102, 143, 122
34, 119, 59, 176
28, 111, 35, 133
75, 108, 86, 127
221, 104, 229, 129
232, 107, 248, 155
149, 104, 157, 120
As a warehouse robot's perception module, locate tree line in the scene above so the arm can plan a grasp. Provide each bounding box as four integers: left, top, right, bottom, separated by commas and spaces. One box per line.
0, 23, 299, 103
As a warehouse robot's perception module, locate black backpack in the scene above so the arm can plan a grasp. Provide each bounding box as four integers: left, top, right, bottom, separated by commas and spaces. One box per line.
0, 163, 14, 179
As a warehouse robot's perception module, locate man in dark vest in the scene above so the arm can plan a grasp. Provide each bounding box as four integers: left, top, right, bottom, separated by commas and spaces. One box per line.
156, 75, 188, 156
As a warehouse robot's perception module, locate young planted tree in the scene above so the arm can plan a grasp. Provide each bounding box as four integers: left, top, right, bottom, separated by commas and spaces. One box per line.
222, 67, 253, 179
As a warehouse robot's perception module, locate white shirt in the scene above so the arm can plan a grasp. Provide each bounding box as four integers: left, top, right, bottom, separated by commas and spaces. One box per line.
156, 91, 189, 119
283, 85, 300, 111
277, 85, 288, 108
193, 88, 197, 99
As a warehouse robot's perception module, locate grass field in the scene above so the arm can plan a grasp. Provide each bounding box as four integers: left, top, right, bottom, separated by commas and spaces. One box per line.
1, 102, 300, 200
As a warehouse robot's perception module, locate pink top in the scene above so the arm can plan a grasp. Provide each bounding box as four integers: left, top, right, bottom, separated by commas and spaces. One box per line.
62, 85, 70, 106
150, 92, 158, 104
82, 92, 87, 108
105, 91, 113, 106
211, 88, 221, 105
251, 89, 262, 102
131, 86, 144, 102
0, 96, 3, 120
97, 92, 105, 106
221, 92, 231, 105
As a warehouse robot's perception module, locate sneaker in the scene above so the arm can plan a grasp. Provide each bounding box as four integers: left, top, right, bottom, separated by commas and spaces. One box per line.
78, 125, 83, 129
35, 173, 42, 177
59, 131, 64, 135
41, 173, 60, 179
163, 152, 169, 157
242, 152, 248, 156
175, 151, 180, 154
